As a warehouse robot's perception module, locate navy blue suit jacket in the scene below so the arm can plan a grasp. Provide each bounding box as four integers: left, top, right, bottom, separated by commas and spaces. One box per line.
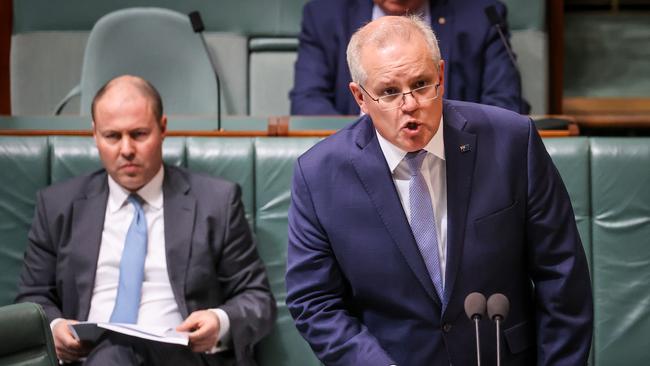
290, 0, 528, 115
286, 100, 591, 365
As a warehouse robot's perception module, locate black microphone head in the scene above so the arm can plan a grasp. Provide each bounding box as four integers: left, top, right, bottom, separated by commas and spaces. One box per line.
484, 5, 501, 27
487, 293, 510, 321
464, 292, 487, 320
188, 11, 205, 33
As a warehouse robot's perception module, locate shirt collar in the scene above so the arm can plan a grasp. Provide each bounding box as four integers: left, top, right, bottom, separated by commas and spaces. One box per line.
107, 165, 165, 213
372, 1, 431, 23
376, 115, 445, 173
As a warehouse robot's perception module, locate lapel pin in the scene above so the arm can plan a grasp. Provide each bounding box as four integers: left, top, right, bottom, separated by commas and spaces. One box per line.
460, 144, 471, 153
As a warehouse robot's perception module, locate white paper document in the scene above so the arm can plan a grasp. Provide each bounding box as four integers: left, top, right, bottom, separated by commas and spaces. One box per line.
70, 322, 189, 346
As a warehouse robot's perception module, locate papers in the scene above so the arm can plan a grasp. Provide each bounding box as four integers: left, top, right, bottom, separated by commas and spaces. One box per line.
69, 322, 189, 346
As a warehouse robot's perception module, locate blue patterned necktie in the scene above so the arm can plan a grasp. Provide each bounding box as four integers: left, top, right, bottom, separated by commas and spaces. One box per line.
110, 194, 147, 323
405, 150, 444, 301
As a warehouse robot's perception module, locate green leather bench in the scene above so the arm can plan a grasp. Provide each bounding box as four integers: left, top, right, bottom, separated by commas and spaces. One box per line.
0, 136, 648, 365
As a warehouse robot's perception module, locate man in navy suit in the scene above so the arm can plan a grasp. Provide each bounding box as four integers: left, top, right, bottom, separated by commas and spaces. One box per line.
286, 16, 591, 365
290, 0, 528, 115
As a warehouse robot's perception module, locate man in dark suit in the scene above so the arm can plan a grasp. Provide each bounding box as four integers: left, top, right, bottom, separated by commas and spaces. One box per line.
286, 16, 591, 365
16, 75, 276, 365
290, 0, 528, 115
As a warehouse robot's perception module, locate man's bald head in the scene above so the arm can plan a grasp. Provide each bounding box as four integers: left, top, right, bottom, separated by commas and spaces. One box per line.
91, 75, 164, 127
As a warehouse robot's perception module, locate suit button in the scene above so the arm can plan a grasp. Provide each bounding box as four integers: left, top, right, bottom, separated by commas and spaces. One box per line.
442, 323, 452, 333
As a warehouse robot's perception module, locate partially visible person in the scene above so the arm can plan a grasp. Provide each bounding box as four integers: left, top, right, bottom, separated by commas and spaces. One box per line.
16, 75, 276, 365
290, 0, 529, 115
286, 15, 591, 366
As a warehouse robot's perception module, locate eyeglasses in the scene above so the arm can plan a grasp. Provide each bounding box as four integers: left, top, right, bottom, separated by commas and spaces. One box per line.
359, 82, 440, 111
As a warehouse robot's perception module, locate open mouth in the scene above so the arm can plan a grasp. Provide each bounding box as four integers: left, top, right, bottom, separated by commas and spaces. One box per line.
405, 122, 419, 130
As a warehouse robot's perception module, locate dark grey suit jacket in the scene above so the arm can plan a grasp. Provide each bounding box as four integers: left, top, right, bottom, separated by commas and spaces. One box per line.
16, 165, 276, 366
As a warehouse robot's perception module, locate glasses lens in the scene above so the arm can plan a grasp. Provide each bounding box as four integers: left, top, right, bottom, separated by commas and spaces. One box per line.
377, 84, 439, 111
378, 94, 403, 110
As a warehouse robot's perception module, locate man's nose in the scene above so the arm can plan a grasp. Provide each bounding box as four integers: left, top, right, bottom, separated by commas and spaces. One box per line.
400, 92, 419, 111
120, 137, 135, 157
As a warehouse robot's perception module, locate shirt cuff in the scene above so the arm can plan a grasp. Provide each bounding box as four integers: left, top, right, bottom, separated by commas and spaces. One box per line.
205, 308, 231, 354
50, 317, 65, 333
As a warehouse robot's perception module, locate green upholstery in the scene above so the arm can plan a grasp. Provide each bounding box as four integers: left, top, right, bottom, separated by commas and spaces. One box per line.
73, 7, 222, 116
0, 135, 648, 365
0, 138, 49, 305
249, 38, 298, 116
591, 138, 650, 366
186, 137, 256, 225
254, 138, 321, 365
0, 302, 57, 366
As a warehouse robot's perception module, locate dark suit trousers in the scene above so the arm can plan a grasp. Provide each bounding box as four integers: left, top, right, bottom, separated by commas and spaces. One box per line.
77, 332, 234, 366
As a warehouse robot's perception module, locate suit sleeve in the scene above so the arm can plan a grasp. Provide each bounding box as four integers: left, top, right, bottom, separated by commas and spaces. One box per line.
525, 121, 593, 365
15, 190, 64, 322
289, 2, 343, 115
480, 2, 530, 114
216, 184, 277, 362
286, 159, 395, 366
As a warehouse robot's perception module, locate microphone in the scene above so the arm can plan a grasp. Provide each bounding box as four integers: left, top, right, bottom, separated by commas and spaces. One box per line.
189, 11, 222, 129
484, 5, 527, 114
464, 292, 487, 366
487, 293, 510, 366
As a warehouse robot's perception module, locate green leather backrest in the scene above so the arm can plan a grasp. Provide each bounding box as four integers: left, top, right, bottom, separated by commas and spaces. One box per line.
0, 302, 57, 366
591, 138, 650, 366
254, 138, 321, 365
0, 138, 49, 305
186, 137, 256, 225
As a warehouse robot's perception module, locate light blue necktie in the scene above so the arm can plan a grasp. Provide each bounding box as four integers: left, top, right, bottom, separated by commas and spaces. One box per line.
110, 194, 147, 323
405, 150, 444, 301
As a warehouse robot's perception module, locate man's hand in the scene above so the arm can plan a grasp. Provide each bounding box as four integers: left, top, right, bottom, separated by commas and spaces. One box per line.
176, 310, 221, 353
52, 319, 91, 363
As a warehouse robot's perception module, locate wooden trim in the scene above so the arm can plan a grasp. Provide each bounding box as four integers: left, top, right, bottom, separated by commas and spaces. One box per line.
548, 0, 564, 114
0, 0, 12, 115
563, 97, 650, 115
572, 115, 650, 129
0, 130, 270, 137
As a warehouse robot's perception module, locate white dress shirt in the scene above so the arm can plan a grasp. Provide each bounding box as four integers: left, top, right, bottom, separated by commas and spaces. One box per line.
376, 119, 448, 283
53, 167, 229, 353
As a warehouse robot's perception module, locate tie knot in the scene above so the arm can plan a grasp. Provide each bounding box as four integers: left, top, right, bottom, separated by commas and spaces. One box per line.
405, 150, 427, 176
127, 194, 145, 211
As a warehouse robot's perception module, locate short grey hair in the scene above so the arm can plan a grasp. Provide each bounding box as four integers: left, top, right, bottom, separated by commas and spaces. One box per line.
346, 15, 441, 84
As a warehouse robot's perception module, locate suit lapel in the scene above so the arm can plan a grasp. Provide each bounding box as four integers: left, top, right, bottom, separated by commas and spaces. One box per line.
71, 173, 108, 320
162, 166, 196, 318
350, 117, 441, 306
441, 102, 476, 314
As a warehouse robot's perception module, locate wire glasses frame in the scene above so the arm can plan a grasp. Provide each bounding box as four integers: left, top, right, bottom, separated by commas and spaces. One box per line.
359, 82, 441, 111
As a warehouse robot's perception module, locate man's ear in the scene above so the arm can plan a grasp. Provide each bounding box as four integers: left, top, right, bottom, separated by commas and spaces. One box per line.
349, 82, 368, 114
437, 59, 445, 97
159, 115, 168, 137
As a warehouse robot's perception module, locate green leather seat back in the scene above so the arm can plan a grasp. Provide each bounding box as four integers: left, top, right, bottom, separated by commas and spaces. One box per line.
249, 38, 298, 116
254, 138, 321, 365
0, 302, 57, 366
591, 138, 650, 366
186, 137, 256, 225
78, 7, 221, 116
543, 137, 592, 269
0, 138, 49, 305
